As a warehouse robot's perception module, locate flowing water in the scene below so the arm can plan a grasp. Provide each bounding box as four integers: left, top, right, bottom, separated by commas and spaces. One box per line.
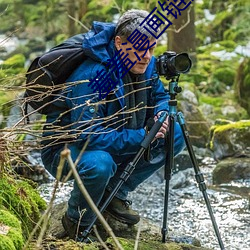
38, 156, 250, 250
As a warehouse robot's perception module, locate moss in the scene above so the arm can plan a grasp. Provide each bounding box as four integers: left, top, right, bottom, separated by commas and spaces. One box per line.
213, 67, 235, 86
0, 209, 24, 249
199, 95, 224, 107
213, 120, 250, 133
7, 228, 24, 249
0, 235, 16, 250
0, 174, 47, 239
0, 209, 21, 229
106, 237, 208, 250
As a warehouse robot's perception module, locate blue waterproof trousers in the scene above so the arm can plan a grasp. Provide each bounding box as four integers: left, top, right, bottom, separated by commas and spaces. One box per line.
41, 122, 185, 226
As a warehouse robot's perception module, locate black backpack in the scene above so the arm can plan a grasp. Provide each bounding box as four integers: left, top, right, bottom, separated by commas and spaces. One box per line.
24, 34, 87, 115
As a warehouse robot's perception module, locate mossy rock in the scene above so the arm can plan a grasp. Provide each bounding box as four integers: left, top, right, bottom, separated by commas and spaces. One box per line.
0, 209, 24, 250
0, 174, 47, 239
209, 120, 250, 160
213, 157, 250, 184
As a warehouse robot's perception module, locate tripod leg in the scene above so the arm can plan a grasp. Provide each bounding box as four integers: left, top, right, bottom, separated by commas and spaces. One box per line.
162, 114, 175, 243
177, 112, 225, 250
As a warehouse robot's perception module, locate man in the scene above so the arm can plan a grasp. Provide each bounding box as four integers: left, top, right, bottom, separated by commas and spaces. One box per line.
41, 9, 185, 241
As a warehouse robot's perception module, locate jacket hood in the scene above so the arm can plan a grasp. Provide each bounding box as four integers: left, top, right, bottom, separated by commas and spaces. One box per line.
82, 21, 116, 63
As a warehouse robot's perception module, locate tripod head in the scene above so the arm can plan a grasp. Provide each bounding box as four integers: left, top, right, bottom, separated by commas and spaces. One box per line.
168, 76, 182, 100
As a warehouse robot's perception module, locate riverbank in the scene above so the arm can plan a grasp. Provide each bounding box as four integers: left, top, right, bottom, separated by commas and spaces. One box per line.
38, 155, 250, 250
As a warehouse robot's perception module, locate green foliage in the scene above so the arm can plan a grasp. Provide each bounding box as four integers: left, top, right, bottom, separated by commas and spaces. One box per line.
154, 44, 167, 57
1, 54, 25, 69
55, 33, 69, 45
0, 54, 26, 85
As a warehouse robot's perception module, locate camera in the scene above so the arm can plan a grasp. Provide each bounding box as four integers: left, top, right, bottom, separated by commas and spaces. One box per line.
156, 51, 192, 79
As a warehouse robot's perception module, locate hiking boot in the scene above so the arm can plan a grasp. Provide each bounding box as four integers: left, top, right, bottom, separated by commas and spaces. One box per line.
61, 213, 97, 243
105, 196, 140, 225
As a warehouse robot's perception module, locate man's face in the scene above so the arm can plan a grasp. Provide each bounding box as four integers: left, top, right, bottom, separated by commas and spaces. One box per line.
115, 36, 157, 75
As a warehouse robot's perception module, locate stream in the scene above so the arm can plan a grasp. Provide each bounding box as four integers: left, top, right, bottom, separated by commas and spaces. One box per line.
1, 33, 249, 250
38, 155, 250, 250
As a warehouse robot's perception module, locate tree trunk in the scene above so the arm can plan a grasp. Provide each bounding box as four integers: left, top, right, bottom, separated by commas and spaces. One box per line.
67, 0, 77, 36
78, 0, 88, 20
167, 3, 196, 63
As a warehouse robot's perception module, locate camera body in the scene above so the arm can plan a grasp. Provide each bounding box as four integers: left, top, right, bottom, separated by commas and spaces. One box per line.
156, 51, 192, 79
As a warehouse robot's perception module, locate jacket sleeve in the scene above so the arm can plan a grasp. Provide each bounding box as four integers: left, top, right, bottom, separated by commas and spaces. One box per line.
65, 61, 146, 156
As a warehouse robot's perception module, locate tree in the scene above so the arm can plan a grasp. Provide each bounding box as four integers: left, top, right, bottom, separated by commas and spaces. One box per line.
167, 2, 196, 63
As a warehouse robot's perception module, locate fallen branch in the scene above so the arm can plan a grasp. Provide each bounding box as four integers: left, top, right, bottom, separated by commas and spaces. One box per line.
62, 148, 124, 250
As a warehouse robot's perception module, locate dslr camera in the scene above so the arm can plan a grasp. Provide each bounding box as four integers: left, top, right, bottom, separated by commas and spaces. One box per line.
156, 51, 192, 79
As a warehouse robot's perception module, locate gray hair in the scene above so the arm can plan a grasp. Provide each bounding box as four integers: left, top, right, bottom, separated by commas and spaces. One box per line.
115, 9, 158, 40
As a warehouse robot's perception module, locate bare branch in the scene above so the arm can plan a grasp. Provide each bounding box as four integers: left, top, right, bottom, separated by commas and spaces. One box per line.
63, 148, 124, 250
68, 14, 90, 32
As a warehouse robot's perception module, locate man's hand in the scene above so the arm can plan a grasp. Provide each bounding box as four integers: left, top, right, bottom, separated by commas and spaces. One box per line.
154, 111, 169, 139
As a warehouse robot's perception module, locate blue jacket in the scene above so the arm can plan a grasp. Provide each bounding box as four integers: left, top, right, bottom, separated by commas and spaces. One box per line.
44, 21, 170, 156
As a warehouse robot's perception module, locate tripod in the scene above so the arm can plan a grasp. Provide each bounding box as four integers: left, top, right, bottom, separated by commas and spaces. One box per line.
162, 77, 225, 249
82, 77, 225, 250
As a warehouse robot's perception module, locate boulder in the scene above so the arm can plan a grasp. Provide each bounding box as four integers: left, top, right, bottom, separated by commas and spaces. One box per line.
209, 120, 250, 160
213, 157, 250, 184
179, 100, 211, 148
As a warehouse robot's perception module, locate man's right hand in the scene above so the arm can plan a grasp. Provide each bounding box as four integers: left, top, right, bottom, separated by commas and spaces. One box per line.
154, 112, 169, 139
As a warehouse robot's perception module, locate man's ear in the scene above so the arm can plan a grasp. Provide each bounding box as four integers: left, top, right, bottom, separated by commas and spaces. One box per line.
114, 36, 122, 50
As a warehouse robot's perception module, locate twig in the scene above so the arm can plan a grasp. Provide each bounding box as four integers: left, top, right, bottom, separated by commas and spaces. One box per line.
93, 225, 110, 250
61, 148, 124, 250
68, 14, 90, 31
22, 154, 65, 249
134, 218, 142, 250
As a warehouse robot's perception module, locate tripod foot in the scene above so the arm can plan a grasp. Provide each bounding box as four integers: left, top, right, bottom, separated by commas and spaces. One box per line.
161, 227, 168, 243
